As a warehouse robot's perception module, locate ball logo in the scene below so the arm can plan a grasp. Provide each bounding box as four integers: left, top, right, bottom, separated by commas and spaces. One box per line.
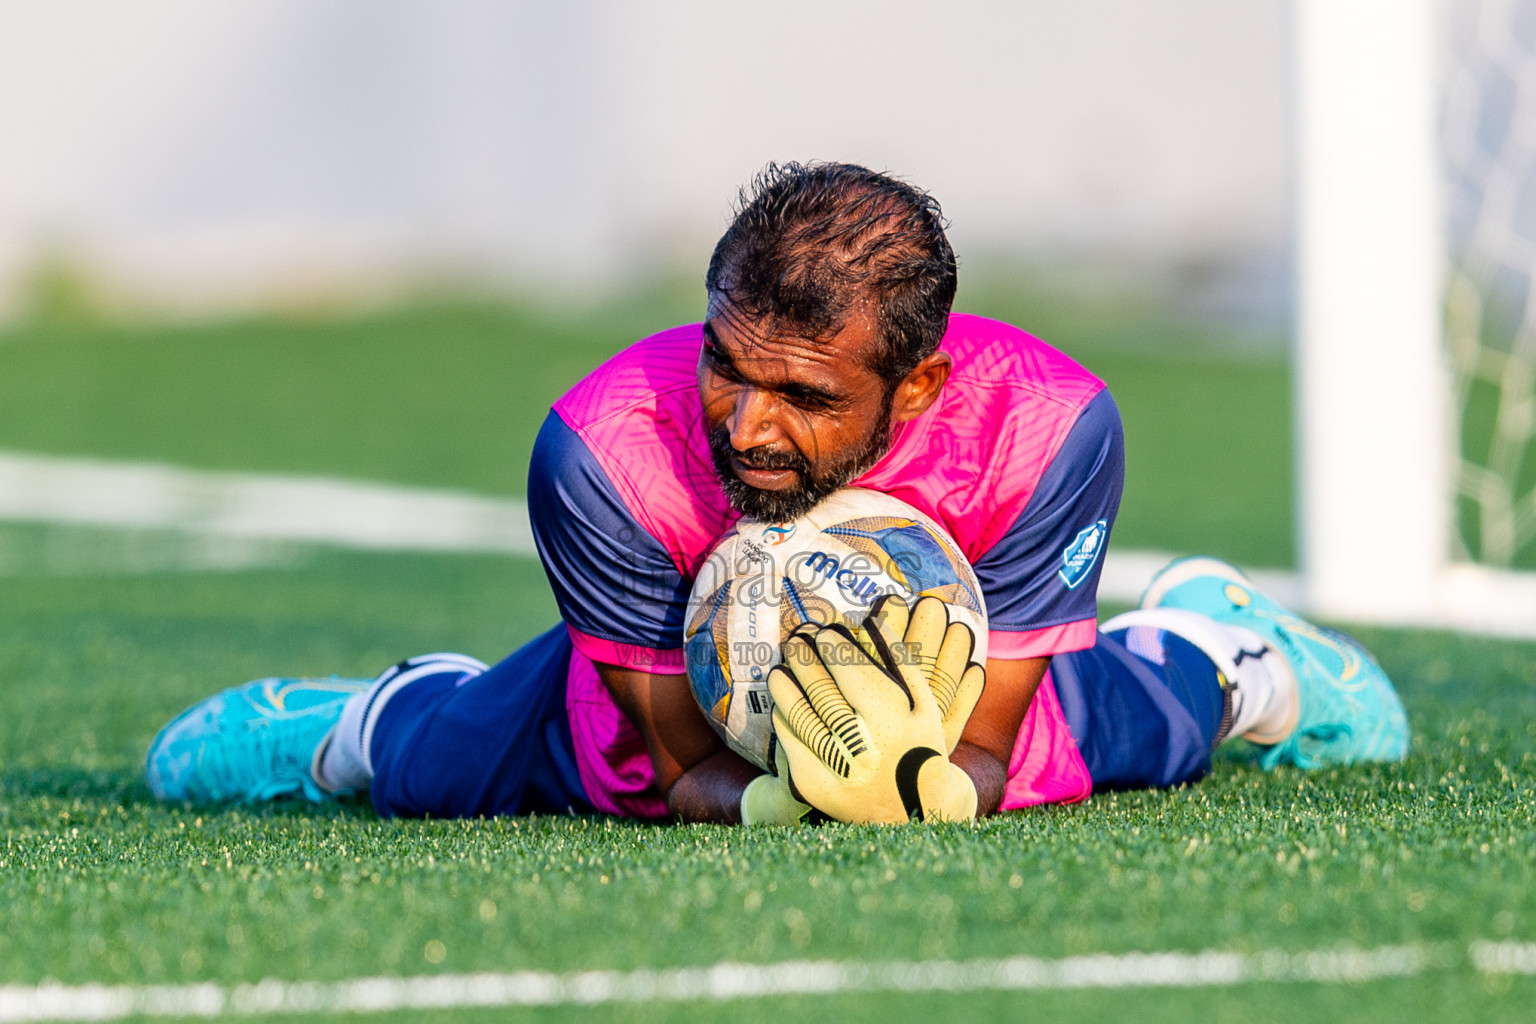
760, 524, 795, 546
803, 550, 899, 605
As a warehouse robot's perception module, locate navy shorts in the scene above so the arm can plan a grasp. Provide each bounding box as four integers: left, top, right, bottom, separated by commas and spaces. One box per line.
1053, 629, 1228, 791
368, 625, 595, 818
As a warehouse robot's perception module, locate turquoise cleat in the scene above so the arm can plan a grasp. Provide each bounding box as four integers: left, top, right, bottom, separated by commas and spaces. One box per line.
146, 677, 368, 804
1140, 556, 1410, 770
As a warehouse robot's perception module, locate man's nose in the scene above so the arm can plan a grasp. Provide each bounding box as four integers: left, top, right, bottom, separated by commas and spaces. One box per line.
728, 386, 782, 452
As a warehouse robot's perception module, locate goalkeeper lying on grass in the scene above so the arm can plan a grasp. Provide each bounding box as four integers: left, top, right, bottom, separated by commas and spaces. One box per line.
146, 162, 1409, 826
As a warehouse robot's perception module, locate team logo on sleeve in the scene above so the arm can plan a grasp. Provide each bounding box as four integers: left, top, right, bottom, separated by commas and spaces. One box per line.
1059, 520, 1108, 589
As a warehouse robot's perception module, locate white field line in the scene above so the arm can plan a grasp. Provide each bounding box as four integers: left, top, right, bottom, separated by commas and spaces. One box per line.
0, 943, 1477, 1022
1095, 549, 1303, 609
0, 451, 1237, 602
0, 451, 536, 557
1469, 940, 1536, 974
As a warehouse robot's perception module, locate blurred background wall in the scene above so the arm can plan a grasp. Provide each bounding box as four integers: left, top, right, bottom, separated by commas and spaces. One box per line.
0, 0, 1289, 325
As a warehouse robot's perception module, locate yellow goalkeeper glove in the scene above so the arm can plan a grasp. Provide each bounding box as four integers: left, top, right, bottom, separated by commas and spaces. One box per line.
859, 594, 986, 755
767, 617, 979, 824
739, 744, 814, 826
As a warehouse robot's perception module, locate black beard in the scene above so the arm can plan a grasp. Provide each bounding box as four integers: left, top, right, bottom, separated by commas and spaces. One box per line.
707, 399, 894, 523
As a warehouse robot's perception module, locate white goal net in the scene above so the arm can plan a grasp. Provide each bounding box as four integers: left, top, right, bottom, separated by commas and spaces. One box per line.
1295, 0, 1536, 637
1445, 0, 1536, 571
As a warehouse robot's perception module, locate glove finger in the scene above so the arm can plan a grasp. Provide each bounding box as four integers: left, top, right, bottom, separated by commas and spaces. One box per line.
779, 631, 834, 699
890, 595, 946, 718
940, 661, 987, 754
781, 622, 821, 662
767, 663, 860, 777
929, 620, 978, 714
782, 632, 870, 758
771, 707, 857, 818
861, 594, 910, 659
815, 624, 913, 717
901, 597, 957, 717
766, 661, 827, 743
851, 621, 884, 666
861, 594, 919, 689
904, 595, 952, 649
860, 592, 903, 672
786, 621, 820, 642
953, 661, 985, 721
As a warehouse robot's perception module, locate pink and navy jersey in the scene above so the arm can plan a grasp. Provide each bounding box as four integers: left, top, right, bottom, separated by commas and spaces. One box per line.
527, 313, 1123, 817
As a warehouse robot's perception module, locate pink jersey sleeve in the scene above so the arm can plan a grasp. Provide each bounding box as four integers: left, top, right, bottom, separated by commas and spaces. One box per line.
566, 626, 686, 674
989, 620, 1099, 661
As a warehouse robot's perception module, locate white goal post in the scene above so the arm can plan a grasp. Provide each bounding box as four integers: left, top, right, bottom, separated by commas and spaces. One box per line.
1295, 0, 1536, 638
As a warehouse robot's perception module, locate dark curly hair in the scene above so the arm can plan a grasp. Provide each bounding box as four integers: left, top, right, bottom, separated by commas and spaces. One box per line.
705, 162, 958, 384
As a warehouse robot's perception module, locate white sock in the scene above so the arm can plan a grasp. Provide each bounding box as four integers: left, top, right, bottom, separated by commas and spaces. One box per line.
1222, 638, 1297, 743
313, 652, 491, 793
314, 691, 373, 793
1101, 608, 1298, 745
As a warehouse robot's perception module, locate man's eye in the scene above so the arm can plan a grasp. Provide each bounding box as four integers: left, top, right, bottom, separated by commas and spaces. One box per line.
706, 350, 740, 381
786, 392, 833, 412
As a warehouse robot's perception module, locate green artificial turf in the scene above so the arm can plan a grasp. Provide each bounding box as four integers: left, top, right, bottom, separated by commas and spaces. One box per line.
0, 297, 1527, 1020
1, 526, 1533, 1022
0, 296, 1295, 567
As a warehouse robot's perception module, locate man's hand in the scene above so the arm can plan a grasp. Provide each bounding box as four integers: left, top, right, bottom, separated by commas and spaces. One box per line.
862, 594, 986, 754
767, 607, 984, 824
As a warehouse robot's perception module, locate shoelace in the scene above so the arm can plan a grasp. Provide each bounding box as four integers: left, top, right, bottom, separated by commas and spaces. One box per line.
207, 717, 319, 803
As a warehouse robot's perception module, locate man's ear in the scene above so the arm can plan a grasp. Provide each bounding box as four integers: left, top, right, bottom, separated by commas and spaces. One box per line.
891, 352, 952, 423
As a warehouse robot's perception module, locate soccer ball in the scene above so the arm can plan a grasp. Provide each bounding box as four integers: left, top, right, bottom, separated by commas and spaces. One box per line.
683, 488, 988, 770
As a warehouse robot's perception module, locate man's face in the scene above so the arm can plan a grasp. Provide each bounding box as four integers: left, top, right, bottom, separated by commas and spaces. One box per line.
698, 299, 896, 523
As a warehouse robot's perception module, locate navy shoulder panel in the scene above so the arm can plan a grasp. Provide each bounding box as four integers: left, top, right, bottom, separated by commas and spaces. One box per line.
972, 389, 1125, 633
527, 412, 691, 650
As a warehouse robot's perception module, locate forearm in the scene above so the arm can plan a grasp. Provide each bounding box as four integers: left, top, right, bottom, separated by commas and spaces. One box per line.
665, 748, 764, 823
593, 663, 760, 824
949, 655, 1048, 816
